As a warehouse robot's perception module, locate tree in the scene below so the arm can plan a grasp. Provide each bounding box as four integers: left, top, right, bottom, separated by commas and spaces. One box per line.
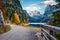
52, 11, 60, 27
14, 13, 20, 24
1, 0, 27, 24
47, 1, 60, 27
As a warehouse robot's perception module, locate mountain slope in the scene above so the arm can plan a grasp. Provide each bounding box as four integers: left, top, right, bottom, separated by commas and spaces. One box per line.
42, 5, 56, 22
44, 5, 56, 17
1, 0, 27, 24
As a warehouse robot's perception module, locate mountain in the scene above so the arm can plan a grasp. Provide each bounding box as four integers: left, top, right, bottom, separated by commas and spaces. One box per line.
28, 10, 42, 27
47, 2, 60, 27
43, 5, 56, 23
1, 0, 27, 24
23, 10, 30, 18
44, 5, 56, 17
23, 10, 44, 27
27, 10, 43, 23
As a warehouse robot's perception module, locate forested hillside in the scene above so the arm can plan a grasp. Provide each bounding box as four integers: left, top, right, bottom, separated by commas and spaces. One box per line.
1, 0, 27, 24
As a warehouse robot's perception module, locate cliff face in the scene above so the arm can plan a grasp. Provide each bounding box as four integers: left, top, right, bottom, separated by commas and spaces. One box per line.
0, 1, 5, 28
1, 0, 27, 24
44, 5, 56, 17
0, 10, 4, 29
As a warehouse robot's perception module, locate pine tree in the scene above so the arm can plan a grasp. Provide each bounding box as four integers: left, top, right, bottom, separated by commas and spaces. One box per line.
47, 0, 60, 27
2, 0, 27, 24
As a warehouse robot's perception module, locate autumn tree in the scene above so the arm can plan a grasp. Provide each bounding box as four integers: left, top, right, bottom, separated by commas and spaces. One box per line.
14, 13, 20, 24
1, 0, 27, 24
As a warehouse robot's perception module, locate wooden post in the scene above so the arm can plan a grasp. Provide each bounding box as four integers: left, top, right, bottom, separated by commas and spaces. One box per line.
50, 30, 54, 36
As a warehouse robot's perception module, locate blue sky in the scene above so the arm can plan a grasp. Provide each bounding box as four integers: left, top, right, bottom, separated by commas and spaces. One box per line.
20, 0, 56, 15
20, 0, 45, 7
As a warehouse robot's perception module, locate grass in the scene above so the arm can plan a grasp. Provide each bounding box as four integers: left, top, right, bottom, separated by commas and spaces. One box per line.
0, 25, 11, 34
21, 24, 41, 32
26, 26, 41, 32
44, 29, 60, 40
54, 34, 60, 40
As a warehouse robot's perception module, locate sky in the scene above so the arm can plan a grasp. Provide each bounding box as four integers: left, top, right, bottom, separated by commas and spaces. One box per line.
20, 0, 57, 15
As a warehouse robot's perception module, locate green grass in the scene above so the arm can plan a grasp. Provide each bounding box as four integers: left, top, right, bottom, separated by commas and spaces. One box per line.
54, 34, 60, 40
0, 25, 11, 34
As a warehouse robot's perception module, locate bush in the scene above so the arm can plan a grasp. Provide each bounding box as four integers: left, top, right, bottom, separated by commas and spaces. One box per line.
0, 25, 11, 34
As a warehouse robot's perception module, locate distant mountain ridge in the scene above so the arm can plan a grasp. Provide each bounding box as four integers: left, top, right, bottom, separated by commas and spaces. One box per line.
23, 10, 44, 27
41, 5, 56, 22
23, 10, 44, 22
44, 5, 56, 17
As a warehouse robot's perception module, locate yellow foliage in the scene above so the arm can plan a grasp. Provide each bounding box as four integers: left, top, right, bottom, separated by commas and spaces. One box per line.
24, 26, 41, 32
14, 13, 20, 24
24, 20, 27, 24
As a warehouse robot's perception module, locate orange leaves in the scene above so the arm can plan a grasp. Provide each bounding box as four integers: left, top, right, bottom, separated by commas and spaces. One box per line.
24, 20, 27, 24
14, 13, 20, 24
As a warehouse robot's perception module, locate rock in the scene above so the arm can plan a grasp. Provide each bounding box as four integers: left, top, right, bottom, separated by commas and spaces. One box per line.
0, 10, 4, 29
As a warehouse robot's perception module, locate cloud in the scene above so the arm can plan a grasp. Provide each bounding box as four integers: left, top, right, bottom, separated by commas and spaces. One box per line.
38, 0, 57, 6
47, 0, 54, 1
23, 6, 41, 13
23, 5, 44, 17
